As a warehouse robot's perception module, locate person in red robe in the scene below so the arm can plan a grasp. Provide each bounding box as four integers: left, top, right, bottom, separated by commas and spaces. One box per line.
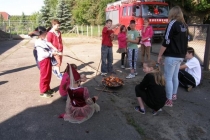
59, 64, 87, 98
61, 65, 100, 123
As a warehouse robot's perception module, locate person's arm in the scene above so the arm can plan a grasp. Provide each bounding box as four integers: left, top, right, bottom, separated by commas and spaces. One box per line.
157, 46, 166, 64
58, 31, 63, 52
127, 31, 140, 44
157, 21, 176, 63
46, 42, 58, 52
180, 64, 188, 70
142, 26, 153, 41
148, 26, 154, 38
36, 46, 53, 59
107, 23, 120, 30
138, 74, 151, 90
83, 87, 98, 104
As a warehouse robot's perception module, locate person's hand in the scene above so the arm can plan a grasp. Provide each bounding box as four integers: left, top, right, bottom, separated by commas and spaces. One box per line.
157, 55, 162, 64
52, 52, 57, 55
126, 39, 131, 42
110, 33, 114, 37
94, 96, 98, 101
57, 51, 63, 55
141, 38, 146, 41
116, 23, 121, 26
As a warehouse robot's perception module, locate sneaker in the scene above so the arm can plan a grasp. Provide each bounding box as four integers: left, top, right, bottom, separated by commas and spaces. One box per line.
101, 73, 107, 76
134, 106, 145, 114
121, 65, 125, 69
134, 72, 138, 76
40, 93, 52, 98
172, 94, 177, 100
126, 73, 135, 79
165, 99, 173, 107
152, 108, 162, 116
48, 89, 55, 94
52, 69, 58, 76
187, 85, 193, 92
57, 73, 63, 80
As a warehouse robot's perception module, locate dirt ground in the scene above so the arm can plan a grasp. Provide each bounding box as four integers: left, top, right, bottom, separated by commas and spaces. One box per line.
0, 37, 210, 140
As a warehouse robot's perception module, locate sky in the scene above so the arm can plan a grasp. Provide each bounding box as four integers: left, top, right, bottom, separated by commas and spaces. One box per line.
0, 0, 44, 15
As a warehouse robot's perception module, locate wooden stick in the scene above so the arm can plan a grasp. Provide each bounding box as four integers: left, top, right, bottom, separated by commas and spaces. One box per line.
63, 54, 100, 72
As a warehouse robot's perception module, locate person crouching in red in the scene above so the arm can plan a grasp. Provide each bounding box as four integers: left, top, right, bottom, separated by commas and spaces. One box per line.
30, 26, 59, 98
60, 65, 100, 123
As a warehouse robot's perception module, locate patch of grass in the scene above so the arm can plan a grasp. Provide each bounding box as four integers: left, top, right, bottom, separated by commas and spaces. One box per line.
62, 33, 78, 37
125, 113, 145, 136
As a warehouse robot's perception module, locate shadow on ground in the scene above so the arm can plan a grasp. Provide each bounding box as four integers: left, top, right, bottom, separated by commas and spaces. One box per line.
0, 39, 210, 140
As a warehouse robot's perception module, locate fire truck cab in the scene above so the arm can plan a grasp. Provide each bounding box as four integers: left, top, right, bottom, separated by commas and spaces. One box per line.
106, 0, 169, 37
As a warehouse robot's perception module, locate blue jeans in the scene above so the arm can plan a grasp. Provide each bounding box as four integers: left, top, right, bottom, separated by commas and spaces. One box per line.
164, 57, 183, 99
101, 45, 113, 73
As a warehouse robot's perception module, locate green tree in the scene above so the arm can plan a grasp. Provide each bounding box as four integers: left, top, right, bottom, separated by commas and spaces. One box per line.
0, 14, 4, 22
40, 0, 53, 27
166, 0, 210, 23
56, 0, 72, 32
19, 12, 27, 33
71, 0, 116, 25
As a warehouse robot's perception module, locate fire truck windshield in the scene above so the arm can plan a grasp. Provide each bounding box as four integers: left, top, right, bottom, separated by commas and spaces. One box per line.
141, 5, 169, 17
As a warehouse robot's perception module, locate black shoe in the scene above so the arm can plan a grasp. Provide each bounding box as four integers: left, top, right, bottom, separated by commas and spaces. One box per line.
134, 106, 145, 114
48, 89, 55, 94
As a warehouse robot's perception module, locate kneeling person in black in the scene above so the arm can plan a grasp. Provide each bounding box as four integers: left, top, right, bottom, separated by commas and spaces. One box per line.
179, 47, 201, 92
135, 60, 167, 115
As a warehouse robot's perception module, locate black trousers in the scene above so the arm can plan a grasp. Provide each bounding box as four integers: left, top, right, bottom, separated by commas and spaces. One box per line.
178, 70, 196, 88
121, 52, 126, 65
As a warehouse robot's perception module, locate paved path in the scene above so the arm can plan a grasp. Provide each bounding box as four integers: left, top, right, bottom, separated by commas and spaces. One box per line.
0, 39, 141, 140
0, 38, 210, 140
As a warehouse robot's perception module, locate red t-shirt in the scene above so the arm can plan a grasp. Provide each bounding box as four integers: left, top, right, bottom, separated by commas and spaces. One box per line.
102, 26, 114, 47
47, 30, 63, 52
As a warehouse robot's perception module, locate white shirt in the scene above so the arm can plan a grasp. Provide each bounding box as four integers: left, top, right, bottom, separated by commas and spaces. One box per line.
35, 39, 52, 62
185, 57, 201, 86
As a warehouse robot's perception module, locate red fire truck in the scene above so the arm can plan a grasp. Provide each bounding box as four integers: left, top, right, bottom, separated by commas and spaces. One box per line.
106, 0, 169, 37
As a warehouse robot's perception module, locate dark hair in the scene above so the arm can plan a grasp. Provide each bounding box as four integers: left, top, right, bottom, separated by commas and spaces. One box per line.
28, 26, 47, 37
120, 25, 126, 32
106, 19, 112, 23
64, 63, 77, 73
144, 17, 149, 22
187, 47, 195, 56
127, 26, 131, 31
51, 19, 60, 25
130, 20, 135, 24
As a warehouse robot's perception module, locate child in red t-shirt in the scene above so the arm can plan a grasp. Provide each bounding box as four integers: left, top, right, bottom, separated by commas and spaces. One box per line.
101, 19, 120, 76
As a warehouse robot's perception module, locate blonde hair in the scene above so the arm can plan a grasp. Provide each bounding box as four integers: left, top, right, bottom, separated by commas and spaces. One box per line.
144, 60, 165, 86
168, 6, 186, 26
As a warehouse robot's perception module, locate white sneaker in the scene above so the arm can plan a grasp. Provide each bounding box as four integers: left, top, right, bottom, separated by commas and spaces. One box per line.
135, 72, 138, 76
121, 65, 125, 69
126, 73, 135, 79
101, 73, 107, 76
